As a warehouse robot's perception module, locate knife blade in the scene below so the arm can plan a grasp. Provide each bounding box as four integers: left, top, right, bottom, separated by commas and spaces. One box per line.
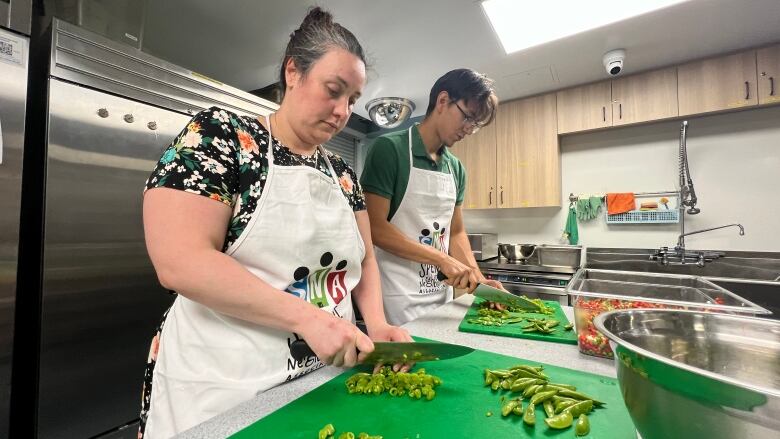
289, 340, 474, 364
473, 283, 545, 311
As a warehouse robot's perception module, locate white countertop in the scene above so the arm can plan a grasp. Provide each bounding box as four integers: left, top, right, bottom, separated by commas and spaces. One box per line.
177, 294, 616, 438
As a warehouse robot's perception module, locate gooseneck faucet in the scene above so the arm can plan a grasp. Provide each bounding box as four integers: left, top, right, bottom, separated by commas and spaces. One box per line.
651, 121, 745, 267
677, 223, 744, 249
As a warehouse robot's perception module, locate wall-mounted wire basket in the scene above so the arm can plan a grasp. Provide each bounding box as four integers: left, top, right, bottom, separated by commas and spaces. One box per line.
606, 193, 679, 224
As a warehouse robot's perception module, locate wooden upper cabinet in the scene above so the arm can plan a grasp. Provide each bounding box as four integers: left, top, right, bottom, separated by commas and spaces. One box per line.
448, 120, 497, 209
496, 94, 560, 208
677, 50, 758, 116
611, 67, 678, 126
556, 81, 612, 134
757, 44, 780, 106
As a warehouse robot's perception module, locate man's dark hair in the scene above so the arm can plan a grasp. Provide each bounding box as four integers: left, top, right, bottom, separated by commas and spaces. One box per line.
425, 69, 498, 126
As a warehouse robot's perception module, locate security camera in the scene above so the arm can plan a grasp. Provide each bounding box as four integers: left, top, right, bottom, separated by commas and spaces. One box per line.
365, 97, 415, 129
603, 49, 626, 76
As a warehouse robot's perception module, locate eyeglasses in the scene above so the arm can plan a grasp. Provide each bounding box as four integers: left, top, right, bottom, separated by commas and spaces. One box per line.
454, 101, 482, 134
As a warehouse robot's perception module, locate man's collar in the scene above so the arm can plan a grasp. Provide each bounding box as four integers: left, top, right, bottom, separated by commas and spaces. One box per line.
411, 125, 449, 160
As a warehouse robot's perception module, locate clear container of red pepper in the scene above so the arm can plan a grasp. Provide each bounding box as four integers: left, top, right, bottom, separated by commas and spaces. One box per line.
567, 269, 771, 359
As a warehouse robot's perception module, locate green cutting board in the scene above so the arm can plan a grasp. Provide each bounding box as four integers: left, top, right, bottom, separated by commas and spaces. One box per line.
231, 341, 634, 438
458, 298, 578, 345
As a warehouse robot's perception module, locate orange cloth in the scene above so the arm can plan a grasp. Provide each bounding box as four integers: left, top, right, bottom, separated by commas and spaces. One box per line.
607, 193, 636, 214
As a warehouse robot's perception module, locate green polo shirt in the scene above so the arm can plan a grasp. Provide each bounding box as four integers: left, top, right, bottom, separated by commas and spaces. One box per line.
361, 125, 466, 221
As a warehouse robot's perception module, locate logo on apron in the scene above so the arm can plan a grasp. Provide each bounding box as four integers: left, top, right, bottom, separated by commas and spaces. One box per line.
285, 252, 349, 308
417, 222, 448, 296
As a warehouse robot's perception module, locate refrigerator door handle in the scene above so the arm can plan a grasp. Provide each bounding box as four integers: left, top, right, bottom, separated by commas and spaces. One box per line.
0, 116, 4, 164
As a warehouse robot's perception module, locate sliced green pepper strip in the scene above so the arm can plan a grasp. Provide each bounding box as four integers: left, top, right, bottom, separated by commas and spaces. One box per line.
558, 389, 605, 406
575, 414, 590, 436
563, 400, 594, 418
523, 402, 536, 426
510, 377, 537, 392
564, 323, 574, 331
544, 411, 574, 429
554, 399, 578, 414
502, 399, 519, 417
530, 389, 559, 405
522, 384, 542, 398
543, 399, 555, 418
547, 382, 577, 391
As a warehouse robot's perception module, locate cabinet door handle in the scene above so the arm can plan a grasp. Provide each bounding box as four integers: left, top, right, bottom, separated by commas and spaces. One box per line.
745, 81, 750, 100
489, 190, 492, 206
602, 106, 606, 122
619, 103, 622, 119
500, 189, 504, 205
771, 77, 775, 96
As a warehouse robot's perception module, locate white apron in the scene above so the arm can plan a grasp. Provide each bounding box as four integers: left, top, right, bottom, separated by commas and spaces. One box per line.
144, 115, 365, 438
375, 126, 457, 326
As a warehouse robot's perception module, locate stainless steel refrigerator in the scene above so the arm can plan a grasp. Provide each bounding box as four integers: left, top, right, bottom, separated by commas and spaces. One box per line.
0, 1, 30, 437
24, 19, 276, 438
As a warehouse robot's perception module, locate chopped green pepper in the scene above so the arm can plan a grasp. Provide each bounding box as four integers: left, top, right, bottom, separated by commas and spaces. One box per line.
543, 399, 555, 418
544, 411, 574, 429
319, 423, 336, 439
523, 402, 536, 426
563, 400, 594, 418
575, 414, 590, 436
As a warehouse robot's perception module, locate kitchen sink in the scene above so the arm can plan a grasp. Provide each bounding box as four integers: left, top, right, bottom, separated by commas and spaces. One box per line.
586, 248, 780, 320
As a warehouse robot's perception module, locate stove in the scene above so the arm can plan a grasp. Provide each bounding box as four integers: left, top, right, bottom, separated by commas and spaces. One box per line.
477, 256, 579, 306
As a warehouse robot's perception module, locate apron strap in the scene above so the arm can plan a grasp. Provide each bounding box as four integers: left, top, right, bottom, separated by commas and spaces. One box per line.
264, 114, 275, 166
318, 144, 340, 186
407, 126, 414, 172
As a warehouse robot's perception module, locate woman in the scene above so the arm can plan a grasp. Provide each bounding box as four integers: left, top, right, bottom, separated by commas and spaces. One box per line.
139, 8, 410, 438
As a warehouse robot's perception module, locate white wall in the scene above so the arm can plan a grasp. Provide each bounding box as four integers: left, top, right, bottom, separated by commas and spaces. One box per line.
463, 105, 780, 252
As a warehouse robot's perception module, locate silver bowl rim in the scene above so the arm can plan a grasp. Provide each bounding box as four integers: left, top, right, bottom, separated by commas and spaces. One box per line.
594, 308, 780, 397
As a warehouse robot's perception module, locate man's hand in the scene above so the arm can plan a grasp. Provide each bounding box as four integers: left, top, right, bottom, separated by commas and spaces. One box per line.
438, 255, 479, 291
366, 322, 414, 373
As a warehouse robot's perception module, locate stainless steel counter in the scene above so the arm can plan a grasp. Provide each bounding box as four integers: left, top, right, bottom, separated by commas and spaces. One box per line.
176, 295, 614, 438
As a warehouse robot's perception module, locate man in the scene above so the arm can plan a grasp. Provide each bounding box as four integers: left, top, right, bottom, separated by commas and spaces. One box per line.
361, 68, 503, 326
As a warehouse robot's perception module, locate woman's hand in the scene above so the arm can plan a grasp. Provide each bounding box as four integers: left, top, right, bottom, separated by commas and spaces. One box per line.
366, 322, 414, 373
297, 311, 374, 368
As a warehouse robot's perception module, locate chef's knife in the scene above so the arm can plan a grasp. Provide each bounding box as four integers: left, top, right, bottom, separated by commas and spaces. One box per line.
437, 271, 538, 309
289, 340, 474, 364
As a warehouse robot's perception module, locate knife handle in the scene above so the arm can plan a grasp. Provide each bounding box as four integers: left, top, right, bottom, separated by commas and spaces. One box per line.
289, 339, 316, 362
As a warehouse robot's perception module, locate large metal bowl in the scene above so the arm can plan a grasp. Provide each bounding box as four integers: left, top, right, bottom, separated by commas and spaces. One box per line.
498, 243, 536, 261
595, 309, 780, 439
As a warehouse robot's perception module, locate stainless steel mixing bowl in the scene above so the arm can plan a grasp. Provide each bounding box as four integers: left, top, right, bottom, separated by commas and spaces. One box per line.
595, 309, 780, 439
497, 243, 536, 261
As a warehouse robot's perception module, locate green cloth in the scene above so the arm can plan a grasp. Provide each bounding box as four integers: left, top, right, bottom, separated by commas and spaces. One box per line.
575, 196, 603, 221
360, 125, 466, 221
564, 206, 579, 245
